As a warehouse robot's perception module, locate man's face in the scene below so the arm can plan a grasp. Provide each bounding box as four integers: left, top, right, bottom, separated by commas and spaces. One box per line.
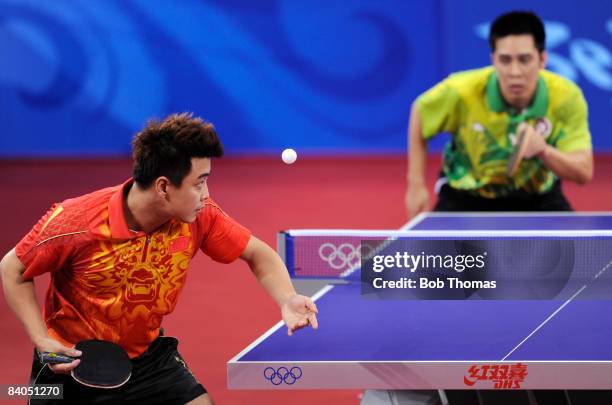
166, 157, 210, 223
491, 34, 547, 109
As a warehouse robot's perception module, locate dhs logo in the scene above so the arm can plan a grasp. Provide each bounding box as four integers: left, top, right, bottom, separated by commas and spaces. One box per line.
264, 366, 303, 385
464, 363, 528, 389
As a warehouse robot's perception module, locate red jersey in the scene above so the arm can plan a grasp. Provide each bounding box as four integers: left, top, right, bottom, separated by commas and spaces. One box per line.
15, 179, 251, 358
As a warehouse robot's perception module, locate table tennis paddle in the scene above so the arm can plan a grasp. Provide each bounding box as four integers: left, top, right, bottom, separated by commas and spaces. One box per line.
507, 125, 531, 176
39, 339, 132, 389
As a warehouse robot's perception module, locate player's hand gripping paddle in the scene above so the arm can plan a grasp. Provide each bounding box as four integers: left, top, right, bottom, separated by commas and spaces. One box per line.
39, 340, 132, 388
507, 125, 531, 176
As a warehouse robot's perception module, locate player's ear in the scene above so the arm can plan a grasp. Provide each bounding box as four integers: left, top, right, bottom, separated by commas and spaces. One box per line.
539, 50, 548, 69
154, 177, 170, 197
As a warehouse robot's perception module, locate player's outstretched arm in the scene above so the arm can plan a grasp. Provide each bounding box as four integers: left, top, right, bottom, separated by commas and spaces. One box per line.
0, 249, 82, 372
240, 236, 318, 336
406, 102, 431, 219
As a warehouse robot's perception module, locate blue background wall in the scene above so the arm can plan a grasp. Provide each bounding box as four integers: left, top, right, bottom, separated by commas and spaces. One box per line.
1, 0, 610, 156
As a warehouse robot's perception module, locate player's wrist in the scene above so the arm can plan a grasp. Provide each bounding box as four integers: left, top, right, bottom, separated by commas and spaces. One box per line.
32, 335, 51, 350
537, 144, 550, 159
407, 175, 426, 187
279, 292, 298, 307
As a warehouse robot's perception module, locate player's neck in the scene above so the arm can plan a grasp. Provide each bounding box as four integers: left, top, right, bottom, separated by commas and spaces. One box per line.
508, 100, 530, 111
502, 89, 537, 112
124, 183, 171, 234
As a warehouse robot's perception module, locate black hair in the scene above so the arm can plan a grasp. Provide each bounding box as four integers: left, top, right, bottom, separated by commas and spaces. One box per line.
132, 113, 223, 188
489, 11, 545, 53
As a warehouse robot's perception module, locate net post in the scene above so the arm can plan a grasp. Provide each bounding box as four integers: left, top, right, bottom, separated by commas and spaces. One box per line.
277, 231, 295, 277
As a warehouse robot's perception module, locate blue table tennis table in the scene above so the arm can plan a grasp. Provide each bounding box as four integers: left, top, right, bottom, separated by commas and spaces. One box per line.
228, 213, 612, 390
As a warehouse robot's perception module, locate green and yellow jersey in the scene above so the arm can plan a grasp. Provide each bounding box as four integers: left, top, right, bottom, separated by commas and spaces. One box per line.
416, 66, 591, 198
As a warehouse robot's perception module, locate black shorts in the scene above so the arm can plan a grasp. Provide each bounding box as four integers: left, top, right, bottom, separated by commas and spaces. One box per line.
29, 334, 206, 405
434, 180, 573, 212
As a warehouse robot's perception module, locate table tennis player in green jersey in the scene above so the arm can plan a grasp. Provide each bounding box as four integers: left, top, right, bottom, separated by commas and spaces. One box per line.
405, 11, 593, 218
0, 113, 318, 405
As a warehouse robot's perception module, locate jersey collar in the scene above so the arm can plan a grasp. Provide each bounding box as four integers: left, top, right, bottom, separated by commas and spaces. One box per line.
108, 178, 141, 239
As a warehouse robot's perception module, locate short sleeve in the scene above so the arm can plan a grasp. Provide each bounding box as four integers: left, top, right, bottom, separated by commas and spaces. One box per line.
15, 204, 72, 281
554, 87, 592, 153
198, 200, 251, 264
415, 79, 462, 140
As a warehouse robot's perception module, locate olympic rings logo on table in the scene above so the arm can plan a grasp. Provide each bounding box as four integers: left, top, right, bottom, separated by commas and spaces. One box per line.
263, 366, 303, 385
318, 242, 374, 270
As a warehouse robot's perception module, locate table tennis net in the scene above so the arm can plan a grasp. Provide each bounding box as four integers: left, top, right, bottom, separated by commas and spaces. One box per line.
278, 229, 612, 300
278, 230, 393, 280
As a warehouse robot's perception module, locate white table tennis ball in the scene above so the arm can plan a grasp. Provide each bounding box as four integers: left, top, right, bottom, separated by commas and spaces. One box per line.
282, 148, 297, 164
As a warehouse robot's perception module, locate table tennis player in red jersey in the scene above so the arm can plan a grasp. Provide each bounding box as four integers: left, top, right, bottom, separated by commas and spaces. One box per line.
0, 113, 318, 404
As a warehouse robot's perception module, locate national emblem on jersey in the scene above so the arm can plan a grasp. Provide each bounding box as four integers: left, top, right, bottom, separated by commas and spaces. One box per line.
534, 117, 552, 138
